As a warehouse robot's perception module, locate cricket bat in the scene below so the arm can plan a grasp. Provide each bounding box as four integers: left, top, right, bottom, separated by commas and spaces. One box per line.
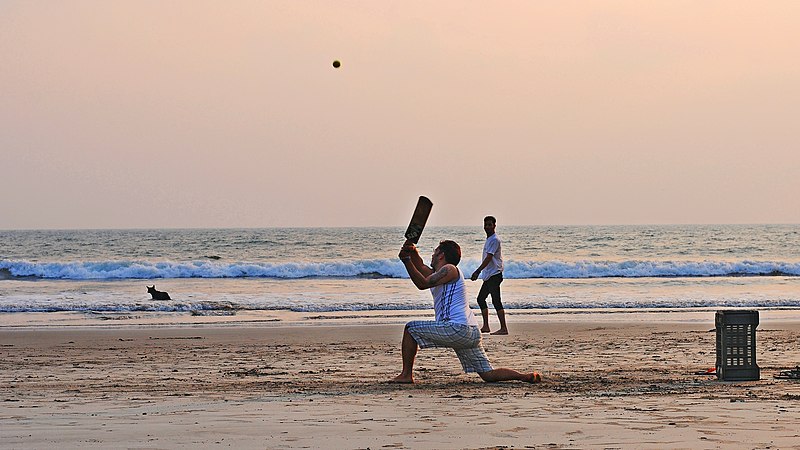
404, 196, 433, 244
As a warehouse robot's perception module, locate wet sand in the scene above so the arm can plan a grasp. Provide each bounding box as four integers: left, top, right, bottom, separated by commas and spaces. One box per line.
2, 310, 800, 449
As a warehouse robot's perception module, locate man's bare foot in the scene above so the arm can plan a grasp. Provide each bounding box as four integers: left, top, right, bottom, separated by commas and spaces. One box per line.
490, 329, 508, 335
524, 372, 542, 383
480, 326, 491, 333
389, 374, 414, 384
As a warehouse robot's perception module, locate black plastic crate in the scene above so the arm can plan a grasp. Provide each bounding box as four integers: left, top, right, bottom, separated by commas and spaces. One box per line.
715, 310, 759, 381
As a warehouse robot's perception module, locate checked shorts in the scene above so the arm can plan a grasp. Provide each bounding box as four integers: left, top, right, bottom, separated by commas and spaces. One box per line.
406, 320, 493, 373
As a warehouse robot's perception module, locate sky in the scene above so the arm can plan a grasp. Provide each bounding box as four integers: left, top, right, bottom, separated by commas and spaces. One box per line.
2, 1, 799, 229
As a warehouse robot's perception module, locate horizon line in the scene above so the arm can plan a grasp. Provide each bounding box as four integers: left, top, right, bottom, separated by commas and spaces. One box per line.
2, 223, 799, 232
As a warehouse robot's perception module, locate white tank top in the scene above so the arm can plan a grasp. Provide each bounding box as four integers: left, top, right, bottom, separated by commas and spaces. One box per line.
430, 267, 478, 326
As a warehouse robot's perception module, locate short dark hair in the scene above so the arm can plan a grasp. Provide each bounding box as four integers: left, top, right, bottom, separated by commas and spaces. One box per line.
437, 240, 461, 266
484, 216, 496, 225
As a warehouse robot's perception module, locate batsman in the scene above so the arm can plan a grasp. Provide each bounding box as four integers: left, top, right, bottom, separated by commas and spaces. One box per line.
391, 238, 541, 384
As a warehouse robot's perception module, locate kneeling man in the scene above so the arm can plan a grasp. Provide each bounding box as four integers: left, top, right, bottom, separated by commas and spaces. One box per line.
392, 239, 541, 384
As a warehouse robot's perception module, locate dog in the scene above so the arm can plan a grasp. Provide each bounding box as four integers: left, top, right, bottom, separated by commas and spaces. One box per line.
147, 285, 171, 300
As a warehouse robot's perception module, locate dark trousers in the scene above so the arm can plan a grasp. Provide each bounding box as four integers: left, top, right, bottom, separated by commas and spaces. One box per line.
476, 273, 503, 310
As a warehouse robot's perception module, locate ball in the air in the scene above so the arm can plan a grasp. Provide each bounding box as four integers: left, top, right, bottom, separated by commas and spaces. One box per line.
332, 60, 341, 68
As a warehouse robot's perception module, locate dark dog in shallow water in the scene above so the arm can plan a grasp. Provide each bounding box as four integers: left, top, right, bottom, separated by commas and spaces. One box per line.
147, 285, 171, 300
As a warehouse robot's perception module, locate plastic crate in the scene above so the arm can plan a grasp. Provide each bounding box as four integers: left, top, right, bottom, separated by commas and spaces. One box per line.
715, 310, 760, 381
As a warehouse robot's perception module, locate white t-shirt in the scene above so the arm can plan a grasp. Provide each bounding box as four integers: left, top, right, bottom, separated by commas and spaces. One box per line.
480, 233, 503, 280
430, 267, 478, 326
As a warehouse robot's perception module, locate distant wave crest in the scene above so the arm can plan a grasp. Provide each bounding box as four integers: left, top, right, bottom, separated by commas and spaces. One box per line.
0, 259, 409, 280
1, 259, 799, 281
503, 260, 800, 278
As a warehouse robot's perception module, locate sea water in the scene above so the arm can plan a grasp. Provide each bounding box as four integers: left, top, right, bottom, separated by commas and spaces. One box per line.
1, 225, 799, 314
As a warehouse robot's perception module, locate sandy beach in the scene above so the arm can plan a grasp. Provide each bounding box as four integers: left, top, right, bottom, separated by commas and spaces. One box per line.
2, 310, 800, 449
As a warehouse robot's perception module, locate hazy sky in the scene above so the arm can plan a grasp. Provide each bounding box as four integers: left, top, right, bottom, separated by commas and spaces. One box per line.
2, 1, 799, 229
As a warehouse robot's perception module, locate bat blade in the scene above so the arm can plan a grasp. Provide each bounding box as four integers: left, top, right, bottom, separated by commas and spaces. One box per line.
404, 196, 433, 244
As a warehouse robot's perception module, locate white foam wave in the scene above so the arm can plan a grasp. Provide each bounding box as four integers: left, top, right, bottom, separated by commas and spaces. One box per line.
503, 260, 800, 278
2, 258, 799, 280
0, 259, 409, 280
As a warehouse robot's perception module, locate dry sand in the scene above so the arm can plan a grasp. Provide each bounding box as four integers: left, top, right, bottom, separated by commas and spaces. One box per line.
2, 310, 800, 449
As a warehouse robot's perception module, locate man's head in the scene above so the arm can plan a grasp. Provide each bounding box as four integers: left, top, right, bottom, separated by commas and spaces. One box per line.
433, 240, 461, 267
483, 216, 496, 237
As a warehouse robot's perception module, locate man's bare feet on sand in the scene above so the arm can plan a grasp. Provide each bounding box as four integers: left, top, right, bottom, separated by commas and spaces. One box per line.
480, 326, 491, 333
389, 374, 414, 384
490, 329, 508, 335
525, 372, 542, 383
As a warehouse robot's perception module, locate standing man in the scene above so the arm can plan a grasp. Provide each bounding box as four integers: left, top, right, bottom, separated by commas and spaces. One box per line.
391, 239, 539, 384
470, 216, 508, 335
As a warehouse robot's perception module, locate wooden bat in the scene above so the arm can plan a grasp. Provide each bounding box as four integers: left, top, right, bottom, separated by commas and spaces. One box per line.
404, 196, 433, 244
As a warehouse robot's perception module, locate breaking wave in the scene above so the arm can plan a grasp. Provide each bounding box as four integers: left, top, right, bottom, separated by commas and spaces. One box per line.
2, 259, 800, 280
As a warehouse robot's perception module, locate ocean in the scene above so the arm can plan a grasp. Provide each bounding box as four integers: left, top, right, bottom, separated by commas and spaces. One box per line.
1, 225, 799, 314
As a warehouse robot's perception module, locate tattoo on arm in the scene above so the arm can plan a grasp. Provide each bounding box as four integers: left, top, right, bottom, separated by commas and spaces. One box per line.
427, 266, 449, 287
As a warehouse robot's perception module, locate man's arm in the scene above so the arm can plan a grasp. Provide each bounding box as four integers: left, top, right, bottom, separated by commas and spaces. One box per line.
401, 241, 434, 277
470, 253, 493, 281
403, 261, 459, 290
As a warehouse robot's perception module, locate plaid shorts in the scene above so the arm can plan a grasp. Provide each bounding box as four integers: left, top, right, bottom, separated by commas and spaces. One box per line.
406, 320, 493, 373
